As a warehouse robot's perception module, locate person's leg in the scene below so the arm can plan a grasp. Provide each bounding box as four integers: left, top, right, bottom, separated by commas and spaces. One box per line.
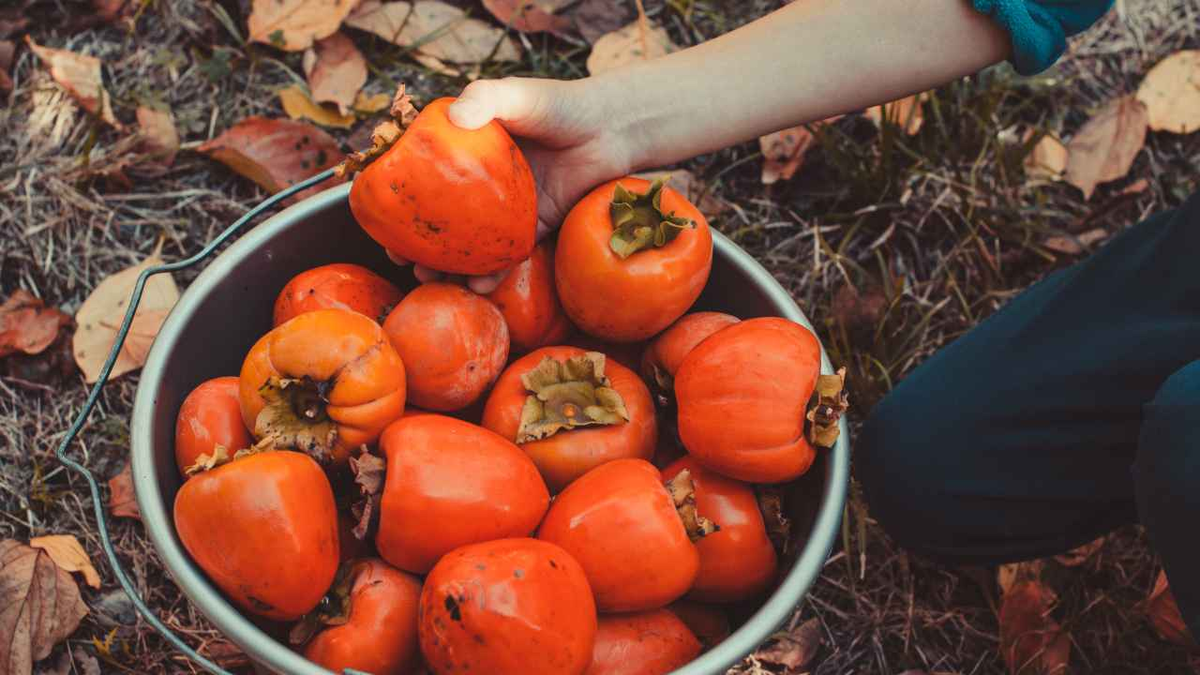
1136, 360, 1200, 637
858, 189, 1200, 565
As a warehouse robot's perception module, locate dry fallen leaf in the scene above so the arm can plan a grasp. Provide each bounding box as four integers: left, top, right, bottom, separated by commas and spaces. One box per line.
28, 536, 100, 591
999, 581, 1070, 675
347, 0, 521, 71
1043, 228, 1108, 256
567, 0, 635, 44
1024, 132, 1068, 183
0, 539, 90, 675
136, 105, 179, 169
107, 462, 140, 521
197, 117, 346, 202
25, 37, 120, 129
0, 290, 71, 359
758, 117, 842, 185
631, 169, 727, 216
303, 32, 367, 116
248, 0, 359, 51
586, 19, 676, 76
482, 0, 572, 35
1065, 95, 1149, 200
279, 85, 356, 128
1135, 50, 1200, 134
754, 617, 821, 670
864, 92, 929, 136
353, 91, 392, 114
1144, 570, 1193, 647
72, 249, 179, 383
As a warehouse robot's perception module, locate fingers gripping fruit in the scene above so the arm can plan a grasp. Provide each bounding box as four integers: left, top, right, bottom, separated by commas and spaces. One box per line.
371, 414, 550, 574
174, 376, 253, 478
537, 459, 716, 612
663, 457, 778, 603
349, 97, 538, 275
481, 346, 657, 492
556, 177, 713, 342
273, 263, 404, 326
585, 609, 702, 675
419, 538, 597, 675
675, 318, 822, 483
297, 559, 422, 675
641, 312, 740, 407
484, 240, 573, 353
382, 282, 508, 412
173, 450, 339, 621
238, 309, 406, 464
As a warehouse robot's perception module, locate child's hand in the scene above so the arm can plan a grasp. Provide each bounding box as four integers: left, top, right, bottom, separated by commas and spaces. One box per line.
390, 76, 636, 294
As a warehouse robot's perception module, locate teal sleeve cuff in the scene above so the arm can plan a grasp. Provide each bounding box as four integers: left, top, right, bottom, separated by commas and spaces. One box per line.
972, 0, 1114, 75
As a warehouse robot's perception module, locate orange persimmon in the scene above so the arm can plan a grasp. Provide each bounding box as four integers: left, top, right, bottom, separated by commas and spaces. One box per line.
484, 240, 573, 353
174, 376, 253, 477
273, 263, 403, 326
641, 312, 739, 405
585, 609, 701, 675
666, 601, 731, 650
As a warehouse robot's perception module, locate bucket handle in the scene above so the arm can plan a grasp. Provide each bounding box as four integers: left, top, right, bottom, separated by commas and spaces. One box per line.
53, 169, 343, 675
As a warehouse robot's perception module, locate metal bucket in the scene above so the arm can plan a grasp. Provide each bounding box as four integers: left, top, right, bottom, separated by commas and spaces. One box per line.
129, 182, 850, 675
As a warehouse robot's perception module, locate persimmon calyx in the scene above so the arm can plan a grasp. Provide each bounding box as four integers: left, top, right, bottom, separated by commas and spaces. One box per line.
255, 376, 337, 463
183, 438, 272, 476
805, 367, 849, 449
665, 469, 719, 542
609, 176, 694, 259
755, 486, 791, 557
349, 446, 385, 541
333, 84, 419, 178
288, 560, 359, 645
516, 351, 630, 443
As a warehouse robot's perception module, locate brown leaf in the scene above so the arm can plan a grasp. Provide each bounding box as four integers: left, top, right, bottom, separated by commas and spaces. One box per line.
1136, 50, 1200, 134
346, 1, 521, 69
864, 93, 928, 136
999, 581, 1070, 675
755, 617, 821, 669
586, 19, 677, 76
758, 116, 842, 185
1053, 536, 1105, 567
350, 448, 386, 540
279, 85, 356, 128
631, 169, 727, 216
197, 117, 346, 202
1042, 228, 1108, 256
997, 559, 1043, 596
0, 40, 14, 92
136, 106, 179, 169
0, 291, 72, 359
303, 32, 367, 116
107, 463, 140, 521
0, 540, 90, 675
482, 0, 572, 35
1024, 132, 1068, 183
832, 283, 886, 334
566, 0, 634, 44
72, 250, 179, 383
1064, 96, 1149, 200
248, 0, 359, 51
201, 639, 251, 670
28, 537, 100, 590
1144, 570, 1194, 647
25, 37, 121, 129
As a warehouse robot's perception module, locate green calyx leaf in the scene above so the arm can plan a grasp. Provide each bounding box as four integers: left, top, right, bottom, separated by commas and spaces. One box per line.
516, 351, 630, 443
609, 176, 694, 259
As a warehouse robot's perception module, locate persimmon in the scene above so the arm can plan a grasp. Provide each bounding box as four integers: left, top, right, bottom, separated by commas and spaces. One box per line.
663, 457, 778, 603
556, 177, 713, 342
666, 601, 730, 650
371, 414, 550, 574
175, 376, 253, 478
298, 559, 422, 675
481, 346, 656, 492
238, 309, 406, 465
586, 609, 701, 675
173, 450, 339, 621
641, 312, 740, 407
675, 317, 822, 483
273, 263, 403, 326
484, 240, 573, 353
382, 282, 508, 412
419, 538, 597, 675
349, 97, 537, 275
537, 459, 715, 612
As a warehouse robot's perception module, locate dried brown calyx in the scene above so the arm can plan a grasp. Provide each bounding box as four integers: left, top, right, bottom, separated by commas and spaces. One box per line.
184, 438, 272, 476
756, 486, 792, 557
516, 352, 629, 443
333, 84, 419, 179
664, 469, 719, 542
806, 367, 849, 449
609, 176, 694, 259
349, 446, 386, 541
255, 376, 337, 464
288, 560, 359, 646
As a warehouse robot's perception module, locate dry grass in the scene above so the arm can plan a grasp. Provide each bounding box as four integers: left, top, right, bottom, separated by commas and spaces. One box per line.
2, 0, 1199, 673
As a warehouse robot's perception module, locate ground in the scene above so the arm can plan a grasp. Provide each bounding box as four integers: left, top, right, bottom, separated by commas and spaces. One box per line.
1, 0, 1199, 673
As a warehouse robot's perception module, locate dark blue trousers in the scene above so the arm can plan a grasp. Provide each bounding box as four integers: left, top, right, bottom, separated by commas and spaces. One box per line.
858, 188, 1200, 636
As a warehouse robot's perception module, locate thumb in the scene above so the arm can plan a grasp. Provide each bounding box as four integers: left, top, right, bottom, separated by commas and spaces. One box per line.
447, 78, 549, 133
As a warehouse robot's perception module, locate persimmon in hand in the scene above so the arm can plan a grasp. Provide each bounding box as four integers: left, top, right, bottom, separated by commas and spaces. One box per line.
273, 263, 403, 326
175, 376, 253, 478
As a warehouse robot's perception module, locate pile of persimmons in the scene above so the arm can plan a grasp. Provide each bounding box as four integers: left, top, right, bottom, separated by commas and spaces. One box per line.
170, 91, 847, 675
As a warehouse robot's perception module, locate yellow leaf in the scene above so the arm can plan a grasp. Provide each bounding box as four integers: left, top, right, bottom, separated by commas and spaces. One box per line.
353, 91, 392, 114
247, 0, 359, 51
279, 84, 355, 128
1135, 50, 1200, 134
1024, 132, 1068, 183
25, 37, 121, 129
29, 535, 101, 589
346, 0, 521, 70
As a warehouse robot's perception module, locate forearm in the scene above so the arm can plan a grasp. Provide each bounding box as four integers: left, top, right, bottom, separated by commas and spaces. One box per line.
595, 0, 1011, 170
